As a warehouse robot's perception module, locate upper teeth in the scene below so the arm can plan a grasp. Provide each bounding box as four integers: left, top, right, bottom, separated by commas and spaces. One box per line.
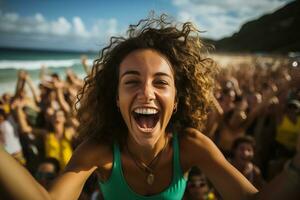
134, 108, 158, 115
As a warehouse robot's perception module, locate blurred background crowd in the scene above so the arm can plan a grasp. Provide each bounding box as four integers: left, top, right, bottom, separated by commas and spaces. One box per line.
1, 0, 300, 199
1, 54, 299, 200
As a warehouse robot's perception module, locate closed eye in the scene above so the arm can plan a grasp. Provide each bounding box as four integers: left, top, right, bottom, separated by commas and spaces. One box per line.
125, 80, 140, 85
154, 80, 169, 85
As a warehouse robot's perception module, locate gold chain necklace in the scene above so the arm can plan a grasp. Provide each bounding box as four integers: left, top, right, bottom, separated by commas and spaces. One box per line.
126, 137, 168, 185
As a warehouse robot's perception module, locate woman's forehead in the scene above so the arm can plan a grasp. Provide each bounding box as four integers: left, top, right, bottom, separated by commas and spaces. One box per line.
119, 49, 174, 78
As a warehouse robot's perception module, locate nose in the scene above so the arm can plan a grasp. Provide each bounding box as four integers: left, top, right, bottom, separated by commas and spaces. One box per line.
137, 81, 155, 102
243, 150, 252, 157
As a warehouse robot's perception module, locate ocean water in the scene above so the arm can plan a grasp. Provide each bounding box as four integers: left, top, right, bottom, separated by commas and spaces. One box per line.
0, 48, 98, 95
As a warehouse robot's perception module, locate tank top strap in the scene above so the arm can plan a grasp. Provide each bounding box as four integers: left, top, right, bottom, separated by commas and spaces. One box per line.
113, 142, 119, 162
172, 132, 183, 180
98, 142, 123, 193
99, 136, 187, 199
113, 142, 123, 177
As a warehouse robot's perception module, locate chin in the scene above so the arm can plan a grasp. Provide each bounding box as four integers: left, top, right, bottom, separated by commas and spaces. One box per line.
131, 128, 163, 147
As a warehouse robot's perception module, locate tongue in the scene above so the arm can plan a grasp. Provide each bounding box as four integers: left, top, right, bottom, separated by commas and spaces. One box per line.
137, 115, 156, 129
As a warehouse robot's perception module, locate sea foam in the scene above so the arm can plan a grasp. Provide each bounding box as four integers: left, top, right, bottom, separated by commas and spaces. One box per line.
0, 59, 88, 70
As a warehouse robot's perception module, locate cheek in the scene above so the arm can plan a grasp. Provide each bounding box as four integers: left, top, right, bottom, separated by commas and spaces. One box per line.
117, 89, 133, 117
248, 150, 254, 157
117, 85, 127, 106
163, 89, 176, 102
160, 89, 176, 111
236, 150, 243, 157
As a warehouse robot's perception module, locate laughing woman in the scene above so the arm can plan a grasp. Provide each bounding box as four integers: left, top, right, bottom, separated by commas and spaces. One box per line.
1, 15, 298, 200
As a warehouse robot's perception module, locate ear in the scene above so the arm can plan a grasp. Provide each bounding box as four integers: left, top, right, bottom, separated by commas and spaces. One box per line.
116, 95, 120, 107
174, 94, 178, 108
173, 101, 178, 113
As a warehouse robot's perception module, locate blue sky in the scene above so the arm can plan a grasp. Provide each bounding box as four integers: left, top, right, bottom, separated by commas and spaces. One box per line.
0, 0, 293, 51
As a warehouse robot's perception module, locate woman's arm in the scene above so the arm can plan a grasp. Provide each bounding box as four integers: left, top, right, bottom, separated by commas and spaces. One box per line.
182, 128, 258, 200
183, 128, 300, 200
256, 155, 300, 200
257, 136, 300, 200
0, 145, 51, 200
0, 139, 109, 200
48, 139, 102, 200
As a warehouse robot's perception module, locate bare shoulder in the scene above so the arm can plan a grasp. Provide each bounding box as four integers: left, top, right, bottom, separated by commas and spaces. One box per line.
252, 165, 262, 176
49, 139, 113, 199
179, 128, 258, 199
65, 138, 113, 172
180, 127, 226, 168
180, 128, 215, 152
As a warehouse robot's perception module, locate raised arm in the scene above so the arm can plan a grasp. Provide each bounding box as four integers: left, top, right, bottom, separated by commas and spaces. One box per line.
14, 70, 26, 98
25, 73, 41, 104
52, 79, 71, 114
244, 85, 278, 129
205, 93, 224, 138
39, 65, 48, 82
66, 69, 83, 88
211, 93, 224, 117
81, 56, 91, 75
12, 98, 33, 134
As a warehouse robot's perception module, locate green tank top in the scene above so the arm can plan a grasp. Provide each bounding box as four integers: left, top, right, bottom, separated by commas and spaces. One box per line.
99, 133, 187, 200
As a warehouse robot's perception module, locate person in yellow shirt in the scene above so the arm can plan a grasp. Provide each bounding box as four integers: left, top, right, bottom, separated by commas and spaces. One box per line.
276, 100, 300, 152
13, 95, 76, 171
44, 110, 75, 169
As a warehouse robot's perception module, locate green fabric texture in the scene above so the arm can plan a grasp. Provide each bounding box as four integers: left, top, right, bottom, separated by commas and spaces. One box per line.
99, 133, 187, 200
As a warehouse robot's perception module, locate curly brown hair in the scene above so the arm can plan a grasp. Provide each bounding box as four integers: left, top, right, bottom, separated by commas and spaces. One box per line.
77, 14, 216, 144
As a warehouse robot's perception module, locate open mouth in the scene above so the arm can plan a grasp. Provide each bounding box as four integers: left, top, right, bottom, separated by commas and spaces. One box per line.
132, 108, 160, 131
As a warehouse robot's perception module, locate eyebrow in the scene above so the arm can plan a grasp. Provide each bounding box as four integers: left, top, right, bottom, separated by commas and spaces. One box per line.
120, 70, 140, 79
120, 70, 172, 79
155, 72, 173, 79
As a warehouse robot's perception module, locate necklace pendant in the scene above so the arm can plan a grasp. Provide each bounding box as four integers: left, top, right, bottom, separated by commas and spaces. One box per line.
147, 173, 155, 185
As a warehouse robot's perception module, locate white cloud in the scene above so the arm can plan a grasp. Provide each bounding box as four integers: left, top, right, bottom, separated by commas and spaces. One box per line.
35, 14, 48, 34
35, 13, 44, 23
91, 18, 119, 39
171, 0, 293, 39
107, 18, 118, 36
4, 12, 19, 21
0, 12, 19, 32
51, 17, 71, 36
73, 17, 89, 37
172, 0, 190, 6
0, 11, 121, 50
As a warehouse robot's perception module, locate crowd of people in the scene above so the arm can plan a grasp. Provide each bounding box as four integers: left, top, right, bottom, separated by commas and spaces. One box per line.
1, 54, 299, 199
0, 16, 300, 200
